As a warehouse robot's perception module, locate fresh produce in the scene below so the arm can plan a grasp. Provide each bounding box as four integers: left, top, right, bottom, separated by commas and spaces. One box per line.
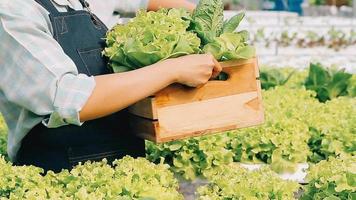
347, 74, 356, 97
260, 67, 296, 90
304, 63, 353, 102
307, 97, 356, 163
104, 0, 255, 72
197, 164, 300, 200
301, 156, 356, 200
146, 87, 316, 178
190, 0, 255, 60
147, 74, 356, 178
103, 9, 200, 72
228, 87, 318, 173
146, 134, 234, 180
0, 156, 183, 200
0, 63, 354, 198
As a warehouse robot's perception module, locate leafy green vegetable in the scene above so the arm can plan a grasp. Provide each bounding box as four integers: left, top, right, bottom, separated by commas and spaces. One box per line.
347, 75, 356, 97
202, 32, 255, 61
0, 156, 183, 200
302, 156, 356, 200
228, 87, 318, 173
146, 135, 234, 180
306, 97, 356, 163
305, 63, 353, 102
222, 12, 245, 33
105, 0, 255, 70
189, 0, 255, 61
104, 9, 201, 72
197, 164, 300, 200
190, 0, 224, 45
260, 68, 297, 90
147, 83, 356, 177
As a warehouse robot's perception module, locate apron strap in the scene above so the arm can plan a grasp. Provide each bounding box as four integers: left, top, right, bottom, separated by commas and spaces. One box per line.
79, 0, 90, 8
34, 0, 60, 15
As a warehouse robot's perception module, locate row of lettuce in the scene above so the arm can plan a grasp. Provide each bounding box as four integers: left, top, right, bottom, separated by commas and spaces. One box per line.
146, 64, 355, 179
0, 150, 354, 199
0, 65, 355, 199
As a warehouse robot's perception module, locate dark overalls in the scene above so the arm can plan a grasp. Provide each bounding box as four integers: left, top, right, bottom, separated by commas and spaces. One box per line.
15, 0, 145, 172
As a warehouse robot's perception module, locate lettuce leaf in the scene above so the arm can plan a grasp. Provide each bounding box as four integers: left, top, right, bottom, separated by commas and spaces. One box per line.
104, 9, 201, 71
304, 63, 353, 102
190, 0, 224, 45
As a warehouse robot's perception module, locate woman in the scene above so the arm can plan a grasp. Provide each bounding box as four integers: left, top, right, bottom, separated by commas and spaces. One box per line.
0, 0, 222, 172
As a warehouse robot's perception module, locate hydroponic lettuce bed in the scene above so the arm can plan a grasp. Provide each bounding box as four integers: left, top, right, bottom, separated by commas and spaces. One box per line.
0, 63, 355, 200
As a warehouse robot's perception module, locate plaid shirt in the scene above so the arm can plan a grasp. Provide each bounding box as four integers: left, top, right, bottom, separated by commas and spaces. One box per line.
0, 0, 148, 161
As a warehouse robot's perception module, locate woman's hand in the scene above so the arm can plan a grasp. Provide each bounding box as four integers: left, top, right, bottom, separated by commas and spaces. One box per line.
163, 54, 222, 87
79, 54, 221, 122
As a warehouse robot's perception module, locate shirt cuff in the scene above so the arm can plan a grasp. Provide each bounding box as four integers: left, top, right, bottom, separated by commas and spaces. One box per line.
42, 73, 96, 128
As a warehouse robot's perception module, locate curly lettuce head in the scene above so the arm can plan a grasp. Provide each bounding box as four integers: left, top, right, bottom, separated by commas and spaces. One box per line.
104, 9, 201, 72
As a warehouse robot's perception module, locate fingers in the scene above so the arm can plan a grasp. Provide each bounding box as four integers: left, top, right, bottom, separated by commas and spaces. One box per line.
211, 58, 222, 78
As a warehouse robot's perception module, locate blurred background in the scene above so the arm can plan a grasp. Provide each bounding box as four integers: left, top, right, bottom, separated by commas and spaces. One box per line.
186, 0, 356, 72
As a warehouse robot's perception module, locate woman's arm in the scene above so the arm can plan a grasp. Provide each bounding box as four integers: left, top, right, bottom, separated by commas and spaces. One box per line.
147, 0, 196, 11
79, 54, 221, 121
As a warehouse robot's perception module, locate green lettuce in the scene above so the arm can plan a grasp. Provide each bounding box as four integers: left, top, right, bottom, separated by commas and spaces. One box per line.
197, 164, 299, 200
104, 9, 201, 72
260, 68, 297, 90
0, 156, 183, 200
189, 0, 255, 61
304, 63, 353, 102
190, 0, 224, 45
302, 156, 356, 200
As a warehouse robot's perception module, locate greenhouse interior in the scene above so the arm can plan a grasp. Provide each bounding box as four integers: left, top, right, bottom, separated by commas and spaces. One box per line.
0, 0, 355, 199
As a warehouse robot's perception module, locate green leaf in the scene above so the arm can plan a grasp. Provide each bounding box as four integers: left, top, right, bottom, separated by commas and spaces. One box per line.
222, 12, 245, 33
305, 63, 353, 102
191, 0, 224, 45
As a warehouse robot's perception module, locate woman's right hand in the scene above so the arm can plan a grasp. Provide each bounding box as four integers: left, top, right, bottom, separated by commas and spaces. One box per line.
163, 54, 222, 87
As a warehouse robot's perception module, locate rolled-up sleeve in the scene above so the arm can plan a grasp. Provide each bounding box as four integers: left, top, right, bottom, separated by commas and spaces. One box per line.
0, 1, 95, 128
113, 0, 149, 14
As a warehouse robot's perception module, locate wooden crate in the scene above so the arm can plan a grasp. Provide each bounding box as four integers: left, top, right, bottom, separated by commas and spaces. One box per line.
129, 58, 264, 142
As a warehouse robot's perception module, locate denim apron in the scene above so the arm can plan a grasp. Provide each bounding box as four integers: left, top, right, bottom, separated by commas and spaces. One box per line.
15, 0, 145, 172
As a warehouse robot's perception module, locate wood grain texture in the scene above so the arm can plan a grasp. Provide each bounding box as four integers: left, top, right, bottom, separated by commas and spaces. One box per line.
157, 91, 261, 136
128, 97, 157, 119
129, 58, 259, 119
128, 58, 264, 142
131, 91, 264, 142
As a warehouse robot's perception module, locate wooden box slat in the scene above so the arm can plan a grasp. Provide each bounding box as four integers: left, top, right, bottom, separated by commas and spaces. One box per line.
128, 58, 264, 142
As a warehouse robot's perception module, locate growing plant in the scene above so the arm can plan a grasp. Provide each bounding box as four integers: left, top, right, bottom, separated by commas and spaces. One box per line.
304, 63, 353, 102
260, 68, 296, 90
0, 156, 183, 200
197, 164, 300, 200
301, 156, 356, 200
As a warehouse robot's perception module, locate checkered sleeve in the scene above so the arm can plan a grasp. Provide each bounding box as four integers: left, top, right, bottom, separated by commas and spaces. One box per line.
0, 1, 96, 128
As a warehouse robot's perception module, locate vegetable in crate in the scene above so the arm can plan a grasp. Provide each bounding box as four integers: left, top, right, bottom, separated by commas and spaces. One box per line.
190, 0, 255, 61
104, 0, 255, 72
103, 9, 200, 72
